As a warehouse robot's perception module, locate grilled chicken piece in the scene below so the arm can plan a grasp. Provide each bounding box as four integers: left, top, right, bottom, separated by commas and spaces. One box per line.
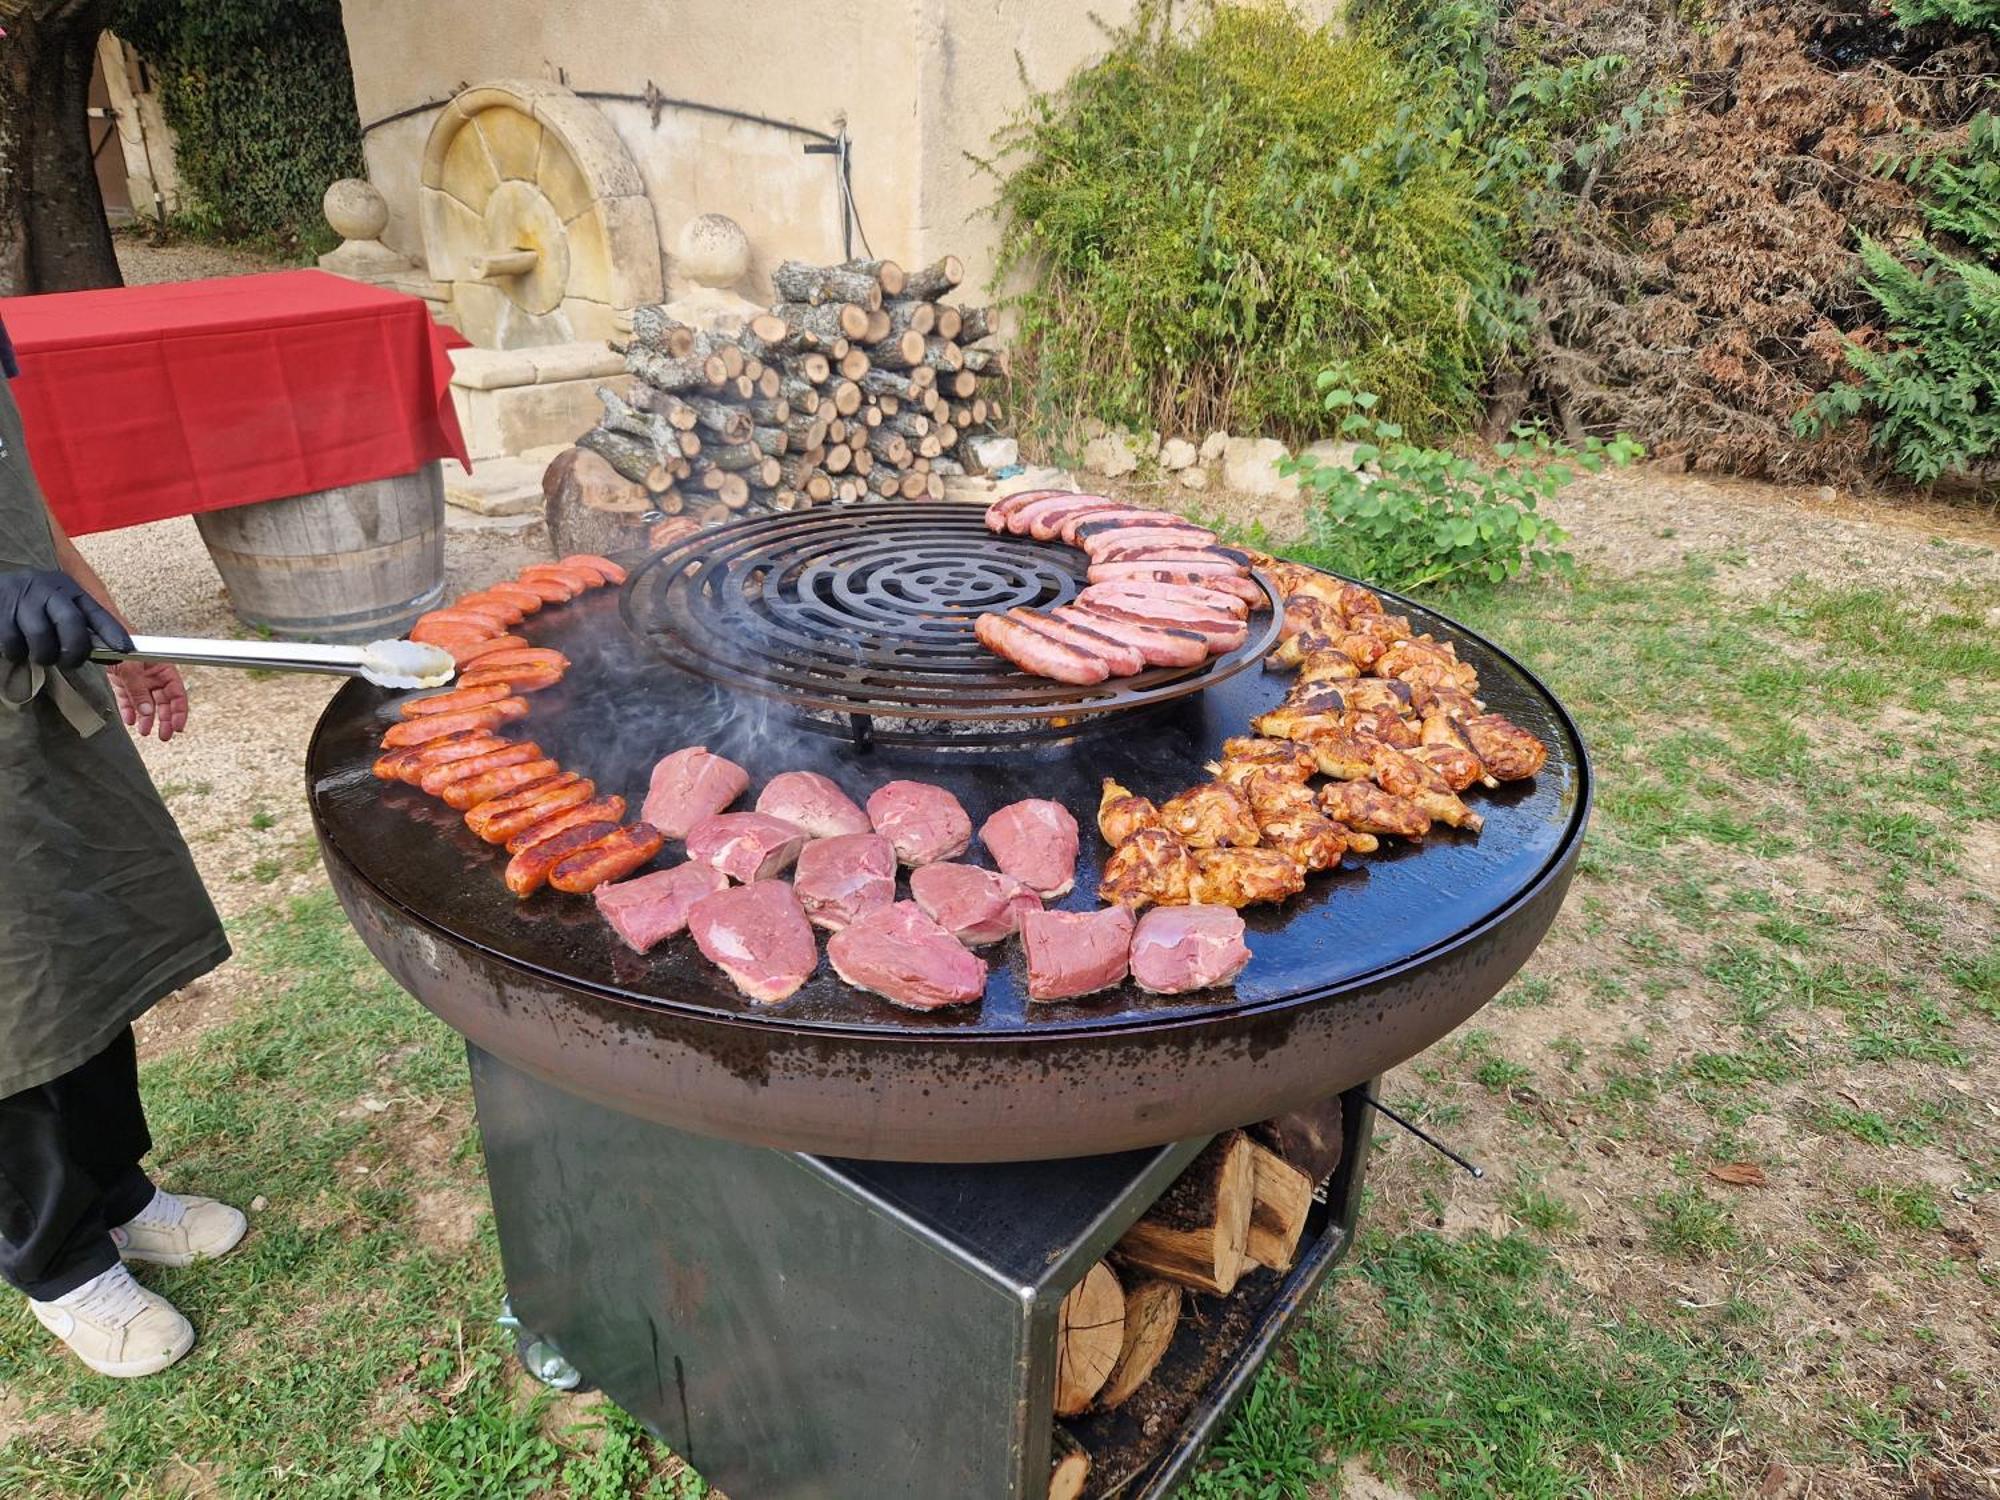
1264, 629, 1334, 671
1100, 827, 1199, 908
1318, 781, 1433, 840
1213, 736, 1316, 784
1190, 847, 1307, 908
1375, 637, 1480, 694
1239, 770, 1349, 871
1264, 564, 1384, 619
1329, 630, 1390, 670
1352, 705, 1422, 748
1098, 778, 1160, 846
1327, 821, 1381, 855
1249, 704, 1346, 742
1461, 713, 1548, 781
1333, 677, 1419, 720
1412, 742, 1492, 791
1368, 744, 1484, 832
1300, 732, 1382, 781
1157, 782, 1262, 849
1280, 681, 1355, 717
1278, 595, 1341, 643
1297, 648, 1362, 685
1427, 686, 1484, 721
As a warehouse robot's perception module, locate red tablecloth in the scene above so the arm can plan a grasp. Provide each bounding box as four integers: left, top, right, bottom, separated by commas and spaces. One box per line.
2, 269, 471, 536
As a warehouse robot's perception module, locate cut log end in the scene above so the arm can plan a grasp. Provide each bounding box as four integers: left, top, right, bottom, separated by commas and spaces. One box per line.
1049, 1431, 1091, 1500
1097, 1278, 1182, 1410
1113, 1130, 1256, 1295
1053, 1261, 1125, 1417
1246, 1143, 1315, 1274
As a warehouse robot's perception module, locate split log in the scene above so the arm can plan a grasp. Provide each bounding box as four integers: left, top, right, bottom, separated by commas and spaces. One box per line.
772, 259, 886, 310
867, 430, 912, 467
629, 306, 697, 358
843, 257, 906, 296
780, 376, 823, 413
902, 254, 965, 300
1245, 1144, 1315, 1274
748, 396, 792, 425
1048, 1432, 1096, 1500
628, 346, 727, 392
685, 396, 754, 444
866, 330, 929, 371
932, 304, 962, 341
578, 427, 660, 486
794, 351, 832, 386
837, 346, 872, 382
542, 447, 653, 559
1249, 1097, 1347, 1188
1113, 1130, 1255, 1296
1054, 1261, 1125, 1418
828, 379, 863, 417
963, 346, 1010, 377
774, 300, 872, 343
1096, 1279, 1182, 1410
750, 426, 789, 458
920, 337, 966, 373
734, 312, 793, 363
882, 300, 937, 339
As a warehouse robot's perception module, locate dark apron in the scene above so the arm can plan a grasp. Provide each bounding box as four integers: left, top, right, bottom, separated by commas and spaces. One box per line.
0, 379, 228, 1097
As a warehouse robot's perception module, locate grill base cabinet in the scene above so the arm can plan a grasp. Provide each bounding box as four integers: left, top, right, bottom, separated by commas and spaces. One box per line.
470, 1045, 1376, 1500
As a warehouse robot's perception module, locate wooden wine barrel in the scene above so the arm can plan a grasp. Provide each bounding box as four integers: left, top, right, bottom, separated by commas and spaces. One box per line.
193, 463, 446, 641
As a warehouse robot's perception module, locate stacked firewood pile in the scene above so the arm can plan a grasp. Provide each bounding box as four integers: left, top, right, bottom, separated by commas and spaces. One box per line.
1047, 1111, 1333, 1498
577, 256, 1009, 522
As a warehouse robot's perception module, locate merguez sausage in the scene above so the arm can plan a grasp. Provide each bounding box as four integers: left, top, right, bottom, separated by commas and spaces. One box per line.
503, 795, 628, 854
398, 681, 513, 719
415, 608, 507, 636
392, 732, 506, 784
458, 663, 565, 694
549, 824, 665, 894
419, 743, 544, 798
452, 593, 525, 625
450, 633, 530, 666
560, 553, 627, 585
442, 758, 561, 811
455, 646, 568, 674
466, 775, 593, 843
521, 563, 602, 593
476, 581, 545, 614
511, 574, 577, 604
380, 698, 529, 747
505, 820, 620, 897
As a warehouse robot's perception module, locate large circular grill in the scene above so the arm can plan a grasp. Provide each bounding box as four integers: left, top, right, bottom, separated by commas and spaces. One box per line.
308, 546, 1591, 1161
621, 503, 1282, 742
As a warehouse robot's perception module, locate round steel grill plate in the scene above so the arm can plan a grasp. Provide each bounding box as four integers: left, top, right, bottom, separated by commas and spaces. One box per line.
620, 502, 1282, 725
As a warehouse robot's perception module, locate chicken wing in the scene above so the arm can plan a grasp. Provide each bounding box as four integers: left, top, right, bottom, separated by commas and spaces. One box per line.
1336, 677, 1419, 720
1239, 770, 1350, 871
1297, 648, 1362, 685
1375, 637, 1480, 695
1249, 704, 1348, 742
1281, 681, 1355, 717
1461, 713, 1548, 781
1352, 706, 1421, 748
1211, 737, 1317, 787
1157, 782, 1262, 849
1098, 778, 1160, 847
1368, 744, 1484, 832
1279, 595, 1341, 643
1263, 629, 1335, 671
1412, 742, 1494, 792
1190, 847, 1307, 908
1318, 781, 1433, 840
1299, 732, 1382, 781
1100, 827, 1199, 908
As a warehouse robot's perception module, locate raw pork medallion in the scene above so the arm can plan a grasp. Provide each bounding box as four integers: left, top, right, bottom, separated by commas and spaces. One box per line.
1128, 905, 1252, 994
827, 903, 987, 1010
688, 880, 818, 1004
908, 863, 1042, 947
594, 862, 730, 954
978, 799, 1080, 899
642, 747, 749, 839
866, 780, 973, 866
686, 811, 808, 882
755, 772, 872, 839
792, 833, 898, 931
1019, 905, 1137, 1002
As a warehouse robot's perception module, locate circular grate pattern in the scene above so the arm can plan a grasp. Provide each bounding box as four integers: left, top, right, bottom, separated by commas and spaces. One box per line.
620, 502, 1280, 733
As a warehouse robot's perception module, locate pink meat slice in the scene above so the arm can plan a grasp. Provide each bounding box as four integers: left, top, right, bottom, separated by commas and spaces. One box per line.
641, 747, 750, 839
686, 812, 809, 882
1020, 905, 1136, 1002
1008, 609, 1146, 676
984, 489, 1068, 532
1027, 496, 1122, 541
1083, 568, 1258, 613
1057, 606, 1208, 668
1129, 905, 1252, 994
909, 863, 1042, 946
1080, 580, 1249, 621
827, 902, 988, 1010
688, 879, 818, 1004
594, 862, 730, 953
793, 833, 898, 931
867, 780, 974, 865
756, 771, 872, 838
979, 798, 1080, 898
1007, 492, 1105, 536
1077, 520, 1218, 552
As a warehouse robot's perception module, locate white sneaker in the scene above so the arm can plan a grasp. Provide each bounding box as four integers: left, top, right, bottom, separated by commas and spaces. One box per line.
112, 1189, 248, 1268
28, 1263, 195, 1378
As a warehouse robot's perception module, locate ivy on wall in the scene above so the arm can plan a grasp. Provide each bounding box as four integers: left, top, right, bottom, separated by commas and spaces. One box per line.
115, 0, 364, 253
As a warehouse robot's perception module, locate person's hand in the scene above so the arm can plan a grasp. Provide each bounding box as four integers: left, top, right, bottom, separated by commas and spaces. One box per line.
108, 661, 190, 742
0, 568, 133, 669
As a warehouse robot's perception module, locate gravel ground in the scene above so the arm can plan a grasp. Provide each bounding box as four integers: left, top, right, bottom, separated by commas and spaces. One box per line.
112, 232, 291, 287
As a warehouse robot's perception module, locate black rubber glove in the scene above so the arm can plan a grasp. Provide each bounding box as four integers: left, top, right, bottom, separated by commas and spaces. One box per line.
0, 569, 134, 669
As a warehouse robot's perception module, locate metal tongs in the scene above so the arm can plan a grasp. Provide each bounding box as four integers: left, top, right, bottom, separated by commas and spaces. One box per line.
91, 634, 457, 690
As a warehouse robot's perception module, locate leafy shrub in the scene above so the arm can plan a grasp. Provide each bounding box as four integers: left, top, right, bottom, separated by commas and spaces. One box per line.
1798, 115, 2000, 489
117, 0, 363, 253
1283, 382, 1642, 591
1893, 0, 2000, 36
989, 1, 1520, 447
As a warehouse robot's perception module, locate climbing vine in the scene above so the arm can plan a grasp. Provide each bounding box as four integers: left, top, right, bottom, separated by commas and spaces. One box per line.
115, 0, 363, 253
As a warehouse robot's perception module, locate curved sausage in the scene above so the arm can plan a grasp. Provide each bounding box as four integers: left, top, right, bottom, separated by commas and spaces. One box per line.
441, 758, 561, 812
451, 593, 525, 626
414, 608, 506, 637
974, 612, 1110, 685
465, 775, 593, 843
511, 574, 578, 604
394, 732, 507, 784
503, 795, 628, 855
559, 553, 628, 585
455, 646, 569, 674
549, 824, 665, 894
476, 581, 545, 615
522, 563, 604, 593
410, 621, 489, 650
379, 698, 528, 747
373, 747, 422, 780
504, 820, 620, 898
397, 681, 513, 719
450, 633, 530, 666
457, 663, 565, 695
418, 742, 543, 798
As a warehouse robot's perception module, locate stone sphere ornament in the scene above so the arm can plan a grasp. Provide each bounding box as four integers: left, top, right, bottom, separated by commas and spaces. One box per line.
678, 213, 751, 290
324, 178, 389, 242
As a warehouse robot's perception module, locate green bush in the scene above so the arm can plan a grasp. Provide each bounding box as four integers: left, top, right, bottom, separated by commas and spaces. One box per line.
1283, 383, 1642, 591
989, 1, 1520, 447
117, 0, 363, 253
1799, 115, 2000, 489
1892, 0, 2000, 36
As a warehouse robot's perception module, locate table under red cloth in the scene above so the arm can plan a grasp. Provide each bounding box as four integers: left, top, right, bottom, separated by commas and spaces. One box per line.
2, 269, 471, 537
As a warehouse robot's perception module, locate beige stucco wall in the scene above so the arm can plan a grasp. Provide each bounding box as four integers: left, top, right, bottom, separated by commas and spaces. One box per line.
339, 0, 1339, 302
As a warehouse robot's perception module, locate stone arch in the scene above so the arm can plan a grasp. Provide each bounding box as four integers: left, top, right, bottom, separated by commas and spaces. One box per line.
419, 79, 663, 349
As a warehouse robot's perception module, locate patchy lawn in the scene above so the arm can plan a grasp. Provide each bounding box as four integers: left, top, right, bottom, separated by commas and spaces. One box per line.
0, 476, 1993, 1499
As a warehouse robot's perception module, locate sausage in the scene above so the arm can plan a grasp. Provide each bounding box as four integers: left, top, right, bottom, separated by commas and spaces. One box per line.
449, 633, 530, 666
397, 681, 513, 719
1077, 582, 1248, 625
379, 698, 528, 747
1084, 563, 1264, 608
522, 563, 604, 593
454, 646, 568, 674
417, 742, 543, 798
450, 593, 525, 626
549, 823, 665, 894
559, 553, 627, 585
1056, 605, 1208, 667
503, 820, 620, 898
414, 608, 506, 637
983, 488, 1067, 531
373, 747, 422, 780
476, 581, 545, 615
511, 574, 577, 604
502, 795, 628, 854
465, 774, 593, 843
394, 732, 508, 784
974, 611, 1111, 685
458, 663, 565, 694
410, 620, 489, 650
440, 758, 561, 812
1005, 608, 1145, 675
1003, 492, 1111, 537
